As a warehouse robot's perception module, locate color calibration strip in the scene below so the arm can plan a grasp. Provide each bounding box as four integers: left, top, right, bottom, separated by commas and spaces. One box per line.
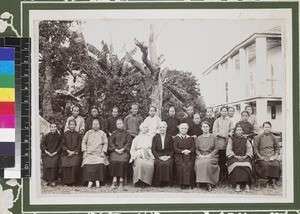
0, 37, 31, 178
0, 47, 15, 172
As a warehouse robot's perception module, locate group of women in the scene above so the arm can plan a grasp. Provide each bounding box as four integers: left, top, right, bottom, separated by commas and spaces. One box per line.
40, 104, 282, 193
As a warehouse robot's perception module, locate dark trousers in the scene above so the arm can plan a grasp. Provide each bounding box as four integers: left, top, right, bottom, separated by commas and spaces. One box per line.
218, 149, 228, 182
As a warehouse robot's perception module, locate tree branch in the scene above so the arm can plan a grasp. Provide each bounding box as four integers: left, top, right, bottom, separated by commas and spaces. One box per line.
134, 38, 157, 75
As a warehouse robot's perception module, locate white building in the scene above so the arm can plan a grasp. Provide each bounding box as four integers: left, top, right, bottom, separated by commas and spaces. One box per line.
201, 27, 283, 131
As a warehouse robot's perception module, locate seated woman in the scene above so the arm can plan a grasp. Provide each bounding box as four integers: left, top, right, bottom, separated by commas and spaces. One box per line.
81, 119, 109, 188
194, 121, 219, 192
109, 119, 132, 189
254, 121, 281, 187
40, 123, 62, 187
173, 123, 196, 189
130, 122, 155, 187
61, 119, 82, 186
226, 125, 253, 192
152, 121, 174, 187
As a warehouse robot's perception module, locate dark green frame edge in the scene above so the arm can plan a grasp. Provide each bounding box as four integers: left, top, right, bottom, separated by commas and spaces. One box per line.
21, 1, 299, 212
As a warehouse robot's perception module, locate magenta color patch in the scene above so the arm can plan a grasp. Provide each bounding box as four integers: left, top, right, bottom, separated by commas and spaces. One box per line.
0, 114, 15, 128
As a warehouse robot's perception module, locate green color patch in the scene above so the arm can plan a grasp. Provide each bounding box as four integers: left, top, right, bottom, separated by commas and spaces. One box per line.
0, 75, 15, 88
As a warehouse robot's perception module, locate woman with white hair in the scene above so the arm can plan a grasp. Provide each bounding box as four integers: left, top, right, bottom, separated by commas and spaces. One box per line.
152, 121, 174, 187
173, 123, 196, 189
130, 122, 155, 187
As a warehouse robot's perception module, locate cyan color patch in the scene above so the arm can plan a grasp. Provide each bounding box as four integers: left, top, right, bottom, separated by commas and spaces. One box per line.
0, 61, 14, 75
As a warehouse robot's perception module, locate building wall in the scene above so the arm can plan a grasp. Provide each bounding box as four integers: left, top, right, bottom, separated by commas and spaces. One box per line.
247, 57, 256, 98
201, 37, 283, 132
266, 46, 284, 97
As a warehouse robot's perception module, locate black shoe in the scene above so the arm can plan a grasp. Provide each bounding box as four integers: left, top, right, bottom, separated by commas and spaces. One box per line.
207, 184, 212, 192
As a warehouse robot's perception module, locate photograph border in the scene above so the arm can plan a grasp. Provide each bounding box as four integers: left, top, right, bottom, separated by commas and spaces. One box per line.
21, 1, 299, 213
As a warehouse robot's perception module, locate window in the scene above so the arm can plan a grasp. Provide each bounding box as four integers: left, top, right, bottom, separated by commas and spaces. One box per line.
271, 105, 276, 119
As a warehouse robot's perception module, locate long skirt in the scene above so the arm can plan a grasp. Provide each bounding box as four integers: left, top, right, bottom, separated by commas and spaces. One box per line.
218, 149, 228, 181
42, 167, 59, 182
60, 155, 82, 185
109, 152, 130, 177
153, 159, 173, 186
254, 160, 281, 179
42, 155, 60, 182
175, 161, 195, 186
61, 166, 80, 185
194, 158, 220, 185
229, 166, 252, 185
82, 163, 106, 182
132, 158, 154, 185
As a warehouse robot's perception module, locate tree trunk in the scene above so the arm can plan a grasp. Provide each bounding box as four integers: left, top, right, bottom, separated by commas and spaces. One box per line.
42, 57, 53, 120
150, 73, 163, 118
149, 24, 158, 65
149, 24, 162, 117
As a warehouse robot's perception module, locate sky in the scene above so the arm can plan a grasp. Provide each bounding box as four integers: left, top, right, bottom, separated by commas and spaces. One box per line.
80, 19, 282, 87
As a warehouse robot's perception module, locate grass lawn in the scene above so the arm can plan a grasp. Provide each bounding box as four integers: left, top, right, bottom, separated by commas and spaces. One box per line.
41, 179, 282, 196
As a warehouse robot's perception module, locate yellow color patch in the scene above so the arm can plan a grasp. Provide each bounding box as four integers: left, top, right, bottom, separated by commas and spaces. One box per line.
0, 88, 15, 102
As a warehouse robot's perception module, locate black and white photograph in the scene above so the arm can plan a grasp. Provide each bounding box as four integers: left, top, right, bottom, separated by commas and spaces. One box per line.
29, 8, 293, 204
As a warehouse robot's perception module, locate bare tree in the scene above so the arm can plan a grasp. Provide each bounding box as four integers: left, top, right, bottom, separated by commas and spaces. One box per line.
134, 24, 166, 117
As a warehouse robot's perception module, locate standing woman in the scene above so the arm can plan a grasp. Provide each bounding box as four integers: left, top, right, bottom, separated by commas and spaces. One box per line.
152, 121, 174, 187
188, 113, 203, 137
109, 119, 132, 189
143, 106, 161, 138
164, 106, 180, 137
40, 123, 62, 187
61, 119, 82, 186
85, 106, 108, 135
212, 106, 234, 182
173, 123, 196, 189
130, 122, 155, 187
245, 105, 259, 134
81, 119, 109, 188
201, 107, 216, 134
194, 121, 219, 191
235, 111, 254, 141
254, 121, 281, 187
226, 125, 253, 192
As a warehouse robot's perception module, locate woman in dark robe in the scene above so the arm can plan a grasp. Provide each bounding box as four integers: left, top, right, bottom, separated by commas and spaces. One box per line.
60, 119, 82, 186
85, 106, 108, 135
226, 125, 253, 192
201, 107, 216, 134
194, 121, 219, 191
188, 113, 203, 137
254, 121, 281, 187
173, 123, 196, 189
164, 106, 180, 137
40, 123, 62, 187
152, 121, 174, 187
109, 119, 132, 189
235, 111, 254, 141
107, 107, 122, 136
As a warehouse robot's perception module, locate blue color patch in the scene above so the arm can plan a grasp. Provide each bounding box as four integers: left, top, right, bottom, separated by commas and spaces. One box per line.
0, 48, 15, 61
0, 61, 14, 75
0, 142, 15, 156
